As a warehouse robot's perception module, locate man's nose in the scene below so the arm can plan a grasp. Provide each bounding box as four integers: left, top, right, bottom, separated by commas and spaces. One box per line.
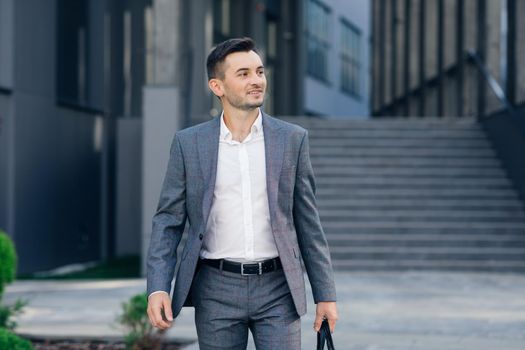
250, 73, 264, 86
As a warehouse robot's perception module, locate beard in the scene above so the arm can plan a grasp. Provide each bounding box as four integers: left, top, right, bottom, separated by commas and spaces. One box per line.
224, 92, 264, 111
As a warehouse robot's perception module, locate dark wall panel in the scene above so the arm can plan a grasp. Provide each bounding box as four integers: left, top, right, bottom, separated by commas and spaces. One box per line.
481, 105, 525, 205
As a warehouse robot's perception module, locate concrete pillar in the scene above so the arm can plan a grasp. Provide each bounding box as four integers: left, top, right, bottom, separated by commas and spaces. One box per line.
152, 0, 181, 85
383, 0, 392, 106
141, 0, 185, 275
186, 0, 214, 124
395, 0, 404, 102
464, 0, 479, 117
443, 0, 457, 69
516, 0, 525, 105
409, 0, 420, 91
0, 0, 14, 235
0, 0, 14, 87
485, 0, 504, 115
372, 0, 381, 112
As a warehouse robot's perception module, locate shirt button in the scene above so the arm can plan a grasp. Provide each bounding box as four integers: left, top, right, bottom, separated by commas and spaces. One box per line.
199, 233, 203, 240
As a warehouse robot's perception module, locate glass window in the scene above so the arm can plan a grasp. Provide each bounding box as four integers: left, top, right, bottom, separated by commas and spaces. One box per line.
56, 0, 103, 111
213, 0, 231, 44
340, 18, 361, 97
305, 0, 331, 82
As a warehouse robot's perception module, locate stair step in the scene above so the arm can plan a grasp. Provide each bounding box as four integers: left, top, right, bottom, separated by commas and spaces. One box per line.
279, 116, 479, 128
315, 177, 511, 187
319, 209, 525, 220
311, 157, 501, 167
331, 259, 525, 271
323, 219, 525, 224
308, 129, 486, 138
292, 119, 482, 133
313, 167, 507, 177
309, 138, 491, 148
316, 198, 524, 209
326, 233, 525, 243
329, 246, 525, 254
322, 221, 525, 229
315, 187, 518, 198
309, 147, 497, 157
328, 242, 525, 249
324, 227, 525, 235
330, 252, 525, 261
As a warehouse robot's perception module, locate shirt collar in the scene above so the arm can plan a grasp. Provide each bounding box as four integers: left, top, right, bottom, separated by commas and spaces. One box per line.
220, 109, 263, 141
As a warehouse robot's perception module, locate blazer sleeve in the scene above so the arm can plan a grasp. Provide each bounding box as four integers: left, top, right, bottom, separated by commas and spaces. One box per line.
293, 130, 337, 303
146, 132, 187, 297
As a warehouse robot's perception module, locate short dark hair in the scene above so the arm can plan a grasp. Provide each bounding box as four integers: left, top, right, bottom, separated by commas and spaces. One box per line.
206, 37, 258, 80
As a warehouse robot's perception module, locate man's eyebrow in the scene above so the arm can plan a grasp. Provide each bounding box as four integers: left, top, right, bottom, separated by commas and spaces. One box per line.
234, 66, 265, 73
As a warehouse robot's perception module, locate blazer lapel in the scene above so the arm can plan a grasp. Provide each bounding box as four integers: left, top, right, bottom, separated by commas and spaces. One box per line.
262, 113, 285, 230
197, 116, 220, 231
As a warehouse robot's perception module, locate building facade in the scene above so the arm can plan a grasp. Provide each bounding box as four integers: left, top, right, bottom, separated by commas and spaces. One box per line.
0, 0, 370, 274
303, 0, 371, 116
371, 0, 525, 118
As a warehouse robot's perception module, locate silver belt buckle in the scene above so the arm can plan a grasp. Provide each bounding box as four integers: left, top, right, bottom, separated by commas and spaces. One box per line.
241, 262, 263, 275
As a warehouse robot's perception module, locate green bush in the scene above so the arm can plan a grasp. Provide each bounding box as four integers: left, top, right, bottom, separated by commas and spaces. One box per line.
0, 328, 33, 350
117, 292, 164, 350
0, 230, 17, 298
0, 299, 27, 330
0, 230, 28, 330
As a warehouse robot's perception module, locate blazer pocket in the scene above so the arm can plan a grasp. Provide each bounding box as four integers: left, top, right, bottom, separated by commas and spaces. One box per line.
281, 164, 297, 174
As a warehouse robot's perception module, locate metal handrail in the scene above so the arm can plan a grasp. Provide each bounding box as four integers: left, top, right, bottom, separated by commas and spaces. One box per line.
466, 49, 524, 133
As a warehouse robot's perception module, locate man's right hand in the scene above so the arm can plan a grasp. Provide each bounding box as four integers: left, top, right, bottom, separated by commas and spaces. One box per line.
147, 292, 174, 330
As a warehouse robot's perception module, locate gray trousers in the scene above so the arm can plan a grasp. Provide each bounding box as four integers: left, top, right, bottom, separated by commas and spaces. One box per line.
190, 262, 301, 349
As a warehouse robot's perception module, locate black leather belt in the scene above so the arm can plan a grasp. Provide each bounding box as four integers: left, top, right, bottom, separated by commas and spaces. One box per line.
201, 257, 282, 275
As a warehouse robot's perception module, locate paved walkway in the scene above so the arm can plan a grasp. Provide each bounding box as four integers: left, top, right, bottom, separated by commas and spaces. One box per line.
4, 272, 525, 349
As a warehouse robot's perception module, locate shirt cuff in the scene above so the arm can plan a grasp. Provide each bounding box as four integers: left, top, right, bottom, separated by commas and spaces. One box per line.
148, 291, 169, 300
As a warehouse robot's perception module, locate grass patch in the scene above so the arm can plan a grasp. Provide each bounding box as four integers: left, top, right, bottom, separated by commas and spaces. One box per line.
18, 255, 141, 280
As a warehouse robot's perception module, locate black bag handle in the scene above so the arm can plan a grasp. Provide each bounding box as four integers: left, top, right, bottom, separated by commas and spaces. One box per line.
316, 319, 335, 350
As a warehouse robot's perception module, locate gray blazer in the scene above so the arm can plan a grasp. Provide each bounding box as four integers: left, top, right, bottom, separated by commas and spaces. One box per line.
147, 113, 336, 317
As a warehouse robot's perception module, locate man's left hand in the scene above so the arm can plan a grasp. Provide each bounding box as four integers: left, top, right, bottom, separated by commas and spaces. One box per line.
314, 301, 338, 333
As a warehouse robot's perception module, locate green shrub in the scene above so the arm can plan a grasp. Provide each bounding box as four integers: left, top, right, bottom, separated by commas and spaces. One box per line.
0, 299, 28, 330
0, 230, 28, 331
0, 328, 33, 350
117, 292, 164, 350
0, 230, 17, 298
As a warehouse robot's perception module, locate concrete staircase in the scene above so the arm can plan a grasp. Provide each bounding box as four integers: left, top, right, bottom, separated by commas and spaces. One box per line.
284, 117, 525, 272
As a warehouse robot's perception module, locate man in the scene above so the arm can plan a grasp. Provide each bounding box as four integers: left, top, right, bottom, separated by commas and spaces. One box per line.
147, 37, 337, 349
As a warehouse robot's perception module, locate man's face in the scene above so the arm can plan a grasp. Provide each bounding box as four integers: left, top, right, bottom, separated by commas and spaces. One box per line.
210, 50, 266, 111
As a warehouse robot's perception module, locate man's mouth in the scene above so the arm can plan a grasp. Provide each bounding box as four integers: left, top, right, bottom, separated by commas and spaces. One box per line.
248, 90, 263, 96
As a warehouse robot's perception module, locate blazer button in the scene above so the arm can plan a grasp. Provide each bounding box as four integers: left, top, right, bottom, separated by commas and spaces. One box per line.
199, 233, 203, 240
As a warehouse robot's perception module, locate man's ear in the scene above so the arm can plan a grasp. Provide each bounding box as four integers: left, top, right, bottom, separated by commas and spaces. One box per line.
208, 79, 223, 98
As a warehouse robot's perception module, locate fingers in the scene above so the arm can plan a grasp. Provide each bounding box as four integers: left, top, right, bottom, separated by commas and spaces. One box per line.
314, 302, 338, 333
313, 314, 324, 332
162, 297, 174, 322
147, 293, 173, 330
327, 317, 336, 333
314, 315, 337, 333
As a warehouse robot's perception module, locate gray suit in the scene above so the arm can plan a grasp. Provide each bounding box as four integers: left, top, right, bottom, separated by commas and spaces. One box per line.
147, 113, 336, 320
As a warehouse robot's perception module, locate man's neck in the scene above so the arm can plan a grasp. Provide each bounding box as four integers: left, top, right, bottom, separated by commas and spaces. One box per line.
222, 106, 260, 142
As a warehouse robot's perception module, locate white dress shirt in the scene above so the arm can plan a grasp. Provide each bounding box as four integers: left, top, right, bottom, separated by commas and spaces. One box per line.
200, 110, 278, 262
